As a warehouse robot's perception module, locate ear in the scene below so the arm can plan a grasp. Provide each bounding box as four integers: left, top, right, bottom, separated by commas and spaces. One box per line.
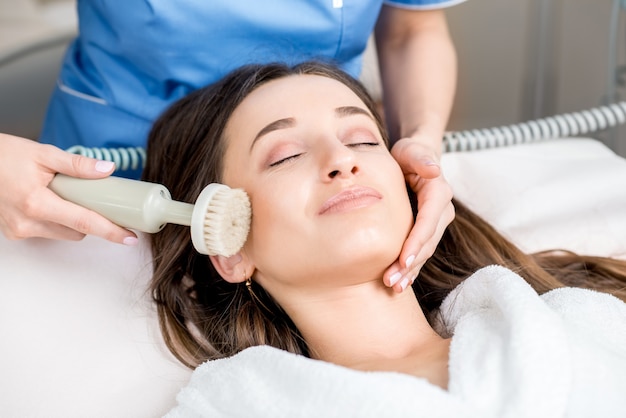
209, 252, 254, 284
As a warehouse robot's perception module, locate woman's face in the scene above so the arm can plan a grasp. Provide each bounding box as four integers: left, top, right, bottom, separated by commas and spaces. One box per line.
222, 74, 413, 293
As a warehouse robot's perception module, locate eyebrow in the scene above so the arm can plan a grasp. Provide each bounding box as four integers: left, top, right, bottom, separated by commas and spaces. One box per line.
250, 118, 295, 151
249, 105, 374, 151
334, 105, 373, 120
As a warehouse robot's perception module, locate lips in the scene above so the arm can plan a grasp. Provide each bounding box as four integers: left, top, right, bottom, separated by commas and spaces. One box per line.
318, 186, 383, 215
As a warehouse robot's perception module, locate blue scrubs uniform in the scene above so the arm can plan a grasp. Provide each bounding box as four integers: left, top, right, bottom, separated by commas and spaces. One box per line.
40, 0, 463, 177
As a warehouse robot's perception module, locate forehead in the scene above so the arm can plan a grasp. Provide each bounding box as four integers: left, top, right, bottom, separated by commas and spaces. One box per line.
228, 74, 367, 126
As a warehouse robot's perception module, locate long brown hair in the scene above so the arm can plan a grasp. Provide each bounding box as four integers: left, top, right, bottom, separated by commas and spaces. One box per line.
142, 61, 626, 369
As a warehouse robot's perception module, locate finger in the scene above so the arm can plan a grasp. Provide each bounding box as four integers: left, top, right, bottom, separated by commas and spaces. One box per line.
387, 257, 425, 293
13, 219, 87, 241
383, 259, 423, 293
409, 159, 441, 180
386, 257, 427, 294
0, 207, 86, 240
388, 262, 425, 294
384, 263, 403, 288
383, 202, 455, 292
398, 194, 454, 269
34, 221, 86, 240
391, 141, 442, 179
37, 144, 116, 179
400, 201, 455, 268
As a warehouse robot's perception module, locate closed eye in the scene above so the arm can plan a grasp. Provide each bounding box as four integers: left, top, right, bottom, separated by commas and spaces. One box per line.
347, 141, 380, 148
269, 153, 303, 167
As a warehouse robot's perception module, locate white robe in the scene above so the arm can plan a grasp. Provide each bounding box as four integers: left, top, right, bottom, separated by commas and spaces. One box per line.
164, 265, 626, 418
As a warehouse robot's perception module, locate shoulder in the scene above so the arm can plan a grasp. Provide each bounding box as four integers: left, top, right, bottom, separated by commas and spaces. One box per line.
438, 266, 626, 416
432, 265, 540, 336
433, 265, 626, 340
541, 284, 626, 314
541, 286, 626, 348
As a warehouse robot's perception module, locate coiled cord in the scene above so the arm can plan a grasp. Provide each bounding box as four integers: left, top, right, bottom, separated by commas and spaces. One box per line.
442, 101, 626, 152
65, 145, 146, 172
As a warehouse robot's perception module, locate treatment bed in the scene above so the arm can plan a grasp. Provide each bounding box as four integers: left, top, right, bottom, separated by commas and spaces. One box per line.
1, 136, 626, 417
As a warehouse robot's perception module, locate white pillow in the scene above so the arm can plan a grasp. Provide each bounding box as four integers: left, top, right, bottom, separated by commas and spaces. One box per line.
441, 138, 626, 259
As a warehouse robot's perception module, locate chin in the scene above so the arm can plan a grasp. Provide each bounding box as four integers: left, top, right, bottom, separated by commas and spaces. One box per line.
332, 227, 406, 267
326, 248, 401, 284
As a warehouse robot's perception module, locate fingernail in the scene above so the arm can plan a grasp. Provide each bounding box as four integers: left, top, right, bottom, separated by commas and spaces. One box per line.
389, 272, 402, 287
95, 160, 115, 173
424, 160, 439, 167
399, 277, 410, 291
123, 236, 139, 246
405, 254, 415, 268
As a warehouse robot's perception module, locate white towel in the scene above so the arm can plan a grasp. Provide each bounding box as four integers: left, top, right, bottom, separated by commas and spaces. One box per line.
165, 265, 626, 418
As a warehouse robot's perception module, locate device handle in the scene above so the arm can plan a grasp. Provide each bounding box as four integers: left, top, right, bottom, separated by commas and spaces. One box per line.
49, 175, 193, 233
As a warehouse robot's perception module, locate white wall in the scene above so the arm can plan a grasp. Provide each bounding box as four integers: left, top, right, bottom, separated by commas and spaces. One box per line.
446, 0, 533, 130
0, 0, 77, 139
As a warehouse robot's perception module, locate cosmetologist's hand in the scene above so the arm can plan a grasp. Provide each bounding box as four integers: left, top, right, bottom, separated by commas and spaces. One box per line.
0, 133, 138, 244
383, 135, 455, 293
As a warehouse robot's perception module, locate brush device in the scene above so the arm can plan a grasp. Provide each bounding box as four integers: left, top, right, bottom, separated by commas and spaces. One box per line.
49, 175, 251, 257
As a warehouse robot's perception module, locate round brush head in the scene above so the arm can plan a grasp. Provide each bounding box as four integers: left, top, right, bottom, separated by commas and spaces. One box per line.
190, 184, 252, 257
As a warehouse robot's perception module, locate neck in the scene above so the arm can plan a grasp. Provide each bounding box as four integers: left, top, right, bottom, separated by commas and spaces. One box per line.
276, 278, 450, 387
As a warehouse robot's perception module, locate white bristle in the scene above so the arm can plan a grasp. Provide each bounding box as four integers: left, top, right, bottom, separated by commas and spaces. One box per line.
190, 184, 251, 256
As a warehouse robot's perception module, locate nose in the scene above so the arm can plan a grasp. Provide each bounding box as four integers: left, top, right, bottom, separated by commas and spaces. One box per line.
320, 141, 359, 181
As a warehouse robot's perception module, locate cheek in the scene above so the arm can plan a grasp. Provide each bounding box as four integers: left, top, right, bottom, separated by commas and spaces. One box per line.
244, 178, 314, 272
250, 194, 294, 242
378, 159, 415, 243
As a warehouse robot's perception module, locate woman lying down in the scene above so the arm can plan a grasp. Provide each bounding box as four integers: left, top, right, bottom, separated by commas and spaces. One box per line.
142, 61, 626, 418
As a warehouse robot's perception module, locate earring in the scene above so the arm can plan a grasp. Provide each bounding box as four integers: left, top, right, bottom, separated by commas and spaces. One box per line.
243, 269, 253, 293
243, 271, 272, 313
